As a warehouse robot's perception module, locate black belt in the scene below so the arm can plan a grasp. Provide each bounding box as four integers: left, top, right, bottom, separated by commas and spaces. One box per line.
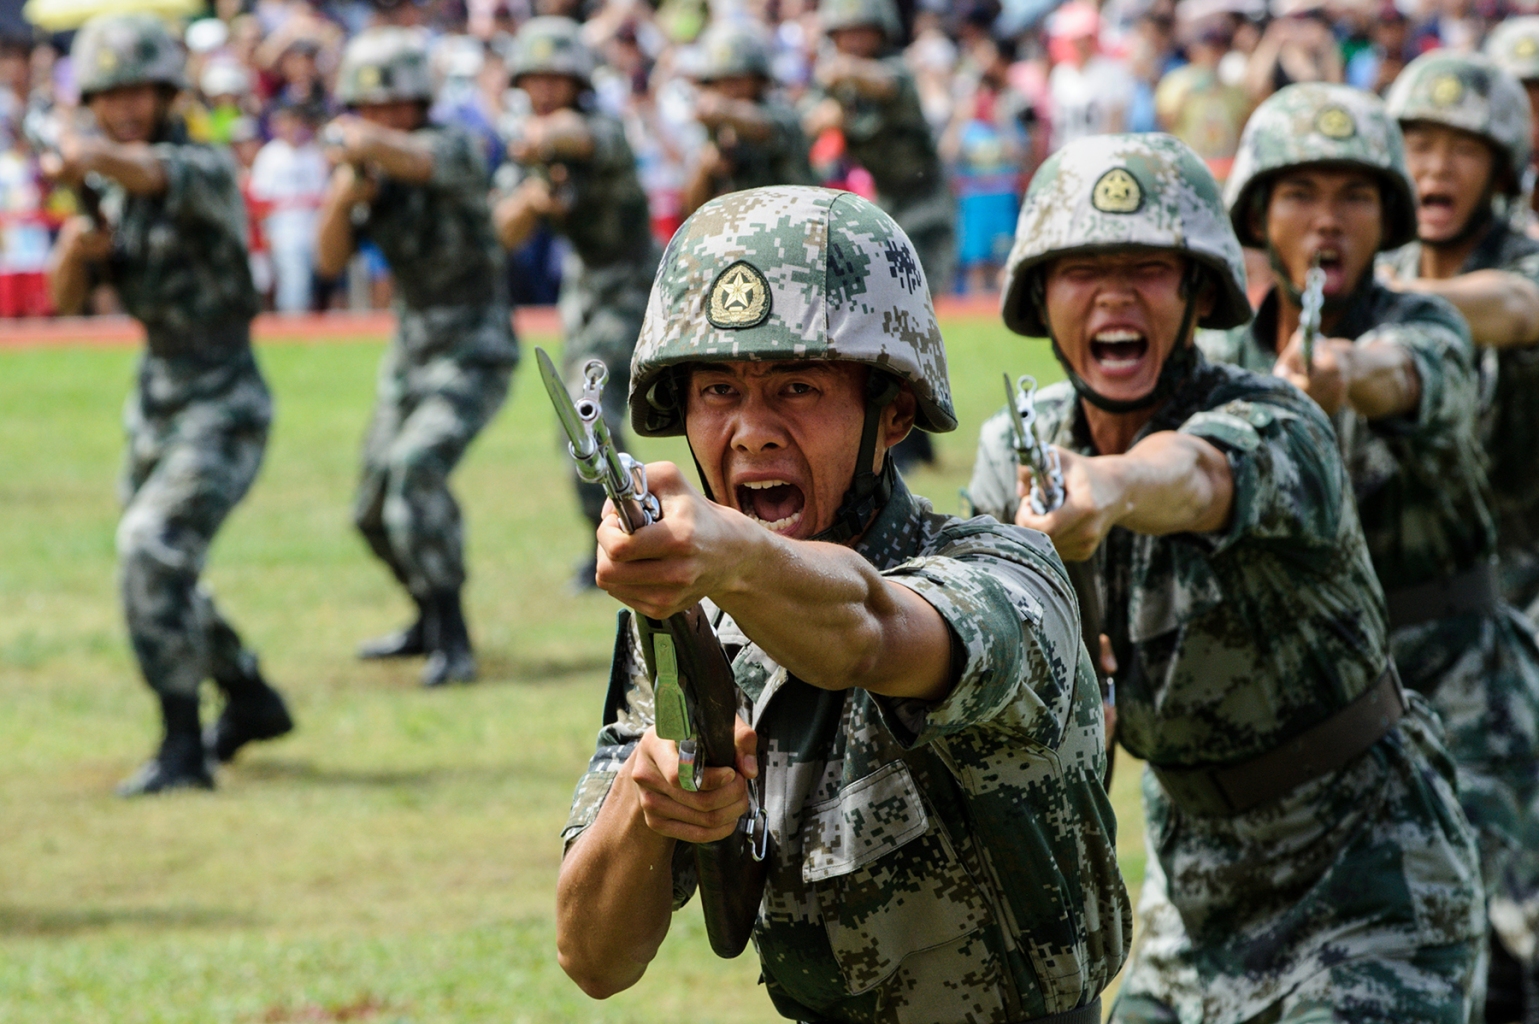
804, 997, 1100, 1024
1385, 561, 1500, 631
143, 320, 252, 359
1151, 668, 1406, 817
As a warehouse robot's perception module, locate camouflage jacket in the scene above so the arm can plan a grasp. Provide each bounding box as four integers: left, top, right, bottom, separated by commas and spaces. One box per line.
708, 99, 817, 197
498, 110, 654, 270
563, 480, 1131, 1023
355, 124, 514, 363
105, 127, 259, 340
809, 56, 947, 205
1198, 282, 1495, 590
1381, 222, 1539, 553
967, 359, 1485, 1023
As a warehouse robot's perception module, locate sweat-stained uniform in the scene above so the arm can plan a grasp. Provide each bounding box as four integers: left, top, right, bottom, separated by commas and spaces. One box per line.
109, 126, 272, 702
563, 480, 1131, 1023
1202, 282, 1539, 999
969, 358, 1486, 1024
350, 123, 517, 601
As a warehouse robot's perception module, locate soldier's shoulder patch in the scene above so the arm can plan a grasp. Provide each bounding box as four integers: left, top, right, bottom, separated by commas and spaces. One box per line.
1092, 167, 1142, 213
707, 260, 772, 329
1431, 74, 1464, 106
1316, 106, 1356, 139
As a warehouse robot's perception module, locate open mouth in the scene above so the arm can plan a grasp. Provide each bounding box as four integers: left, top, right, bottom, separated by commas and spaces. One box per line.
1417, 190, 1461, 235
1089, 329, 1148, 372
736, 479, 806, 534
1420, 190, 1456, 213
1312, 247, 1347, 291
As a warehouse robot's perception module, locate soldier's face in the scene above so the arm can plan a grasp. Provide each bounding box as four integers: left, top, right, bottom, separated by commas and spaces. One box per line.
684, 361, 916, 541
1404, 122, 1497, 245
353, 100, 426, 131
1261, 168, 1382, 299
1043, 250, 1209, 405
88, 83, 167, 144
520, 73, 582, 115
830, 26, 885, 58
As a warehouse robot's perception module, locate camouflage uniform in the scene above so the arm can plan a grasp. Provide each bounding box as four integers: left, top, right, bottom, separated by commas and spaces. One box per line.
690, 23, 817, 200
1487, 18, 1539, 86
1206, 82, 1539, 1010
1381, 53, 1539, 625
336, 30, 518, 611
502, 17, 661, 528
564, 186, 1131, 1022
971, 133, 1485, 1024
808, 0, 956, 294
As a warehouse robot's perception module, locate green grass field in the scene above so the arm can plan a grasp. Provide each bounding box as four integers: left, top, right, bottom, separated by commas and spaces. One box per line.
0, 322, 1146, 1024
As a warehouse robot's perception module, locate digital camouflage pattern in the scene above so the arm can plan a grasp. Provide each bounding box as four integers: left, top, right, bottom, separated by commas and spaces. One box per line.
819, 0, 904, 40
335, 27, 433, 106
1385, 51, 1532, 193
693, 21, 773, 80
507, 16, 596, 86
351, 124, 516, 598
496, 108, 658, 525
1000, 133, 1251, 338
563, 479, 1131, 1022
1225, 83, 1418, 249
630, 185, 955, 437
1202, 282, 1539, 974
967, 359, 1486, 1024
1486, 16, 1539, 83
806, 56, 956, 293
72, 13, 185, 98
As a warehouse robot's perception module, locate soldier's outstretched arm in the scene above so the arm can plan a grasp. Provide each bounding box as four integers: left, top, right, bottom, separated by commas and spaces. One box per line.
53, 135, 166, 195
1390, 269, 1539, 349
46, 215, 111, 315
556, 721, 757, 999
1017, 432, 1233, 562
314, 164, 371, 278
325, 115, 434, 183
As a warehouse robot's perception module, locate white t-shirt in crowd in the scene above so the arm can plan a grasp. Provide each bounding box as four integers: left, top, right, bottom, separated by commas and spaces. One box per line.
1047, 55, 1134, 152
249, 137, 329, 247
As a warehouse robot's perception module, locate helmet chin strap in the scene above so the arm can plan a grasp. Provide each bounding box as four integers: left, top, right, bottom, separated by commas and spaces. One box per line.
1035, 264, 1202, 414
680, 369, 902, 545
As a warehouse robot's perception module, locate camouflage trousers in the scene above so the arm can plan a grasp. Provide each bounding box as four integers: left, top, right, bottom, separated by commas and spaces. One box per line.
353, 339, 512, 599
558, 247, 658, 527
118, 348, 272, 699
1112, 699, 1485, 1024
1394, 608, 1539, 971
885, 187, 957, 297
1499, 546, 1539, 626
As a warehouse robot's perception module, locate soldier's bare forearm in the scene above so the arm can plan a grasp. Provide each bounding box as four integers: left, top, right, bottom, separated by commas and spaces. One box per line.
314, 198, 357, 279
46, 246, 92, 315
493, 193, 541, 250
556, 758, 677, 999
1343, 341, 1422, 420
1396, 271, 1539, 348
79, 140, 166, 195
1107, 432, 1234, 537
356, 129, 434, 184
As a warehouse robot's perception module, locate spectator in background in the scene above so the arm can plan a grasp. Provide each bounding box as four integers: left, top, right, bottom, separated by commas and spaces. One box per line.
193, 59, 255, 143
267, 38, 332, 126
1045, 2, 1133, 151
1346, 1, 1414, 93
251, 103, 328, 313
1124, 4, 1181, 133
1243, 0, 1343, 103
1155, 13, 1251, 180
906, 7, 957, 139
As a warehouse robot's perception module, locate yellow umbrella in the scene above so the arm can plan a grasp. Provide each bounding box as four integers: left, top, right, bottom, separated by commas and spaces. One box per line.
23, 0, 203, 32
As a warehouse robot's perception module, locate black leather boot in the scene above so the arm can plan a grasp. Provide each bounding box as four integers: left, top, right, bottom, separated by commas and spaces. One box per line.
118, 694, 214, 796
357, 596, 429, 660
206, 652, 294, 763
421, 589, 476, 688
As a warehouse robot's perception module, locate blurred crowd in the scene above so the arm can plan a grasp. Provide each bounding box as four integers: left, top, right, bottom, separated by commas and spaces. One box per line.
0, 0, 1533, 317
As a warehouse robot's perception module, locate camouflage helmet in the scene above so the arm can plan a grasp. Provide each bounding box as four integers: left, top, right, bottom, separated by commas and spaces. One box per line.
72, 14, 186, 99
507, 16, 596, 87
693, 21, 773, 81
1385, 52, 1531, 195
1225, 82, 1417, 249
1486, 16, 1539, 83
1000, 133, 1251, 337
820, 0, 903, 41
336, 27, 433, 105
631, 185, 955, 437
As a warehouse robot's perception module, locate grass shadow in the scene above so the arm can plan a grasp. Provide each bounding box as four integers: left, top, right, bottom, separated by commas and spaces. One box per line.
0, 903, 256, 936
475, 650, 611, 686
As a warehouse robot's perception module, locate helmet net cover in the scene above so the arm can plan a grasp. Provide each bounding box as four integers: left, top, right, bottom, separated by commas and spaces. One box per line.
336, 27, 434, 105
508, 16, 597, 87
73, 13, 187, 99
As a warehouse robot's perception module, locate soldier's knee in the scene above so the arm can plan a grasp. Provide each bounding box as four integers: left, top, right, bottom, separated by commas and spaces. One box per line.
117, 506, 198, 577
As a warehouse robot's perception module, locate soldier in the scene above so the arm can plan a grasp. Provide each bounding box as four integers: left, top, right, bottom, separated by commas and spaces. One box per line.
804, 0, 953, 469
968, 132, 1485, 1024
1382, 54, 1539, 623
316, 27, 517, 687
1201, 82, 1539, 1021
43, 14, 294, 794
491, 16, 661, 589
679, 21, 816, 218
556, 186, 1131, 1021
1486, 18, 1539, 227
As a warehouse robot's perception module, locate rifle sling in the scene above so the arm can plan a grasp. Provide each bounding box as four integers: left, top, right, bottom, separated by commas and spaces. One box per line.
1150, 667, 1406, 818
1384, 561, 1499, 633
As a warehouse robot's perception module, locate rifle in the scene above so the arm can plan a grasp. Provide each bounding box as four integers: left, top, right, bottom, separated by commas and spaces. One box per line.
536, 348, 768, 959
24, 106, 104, 226
1003, 373, 1115, 782
1299, 258, 1326, 378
